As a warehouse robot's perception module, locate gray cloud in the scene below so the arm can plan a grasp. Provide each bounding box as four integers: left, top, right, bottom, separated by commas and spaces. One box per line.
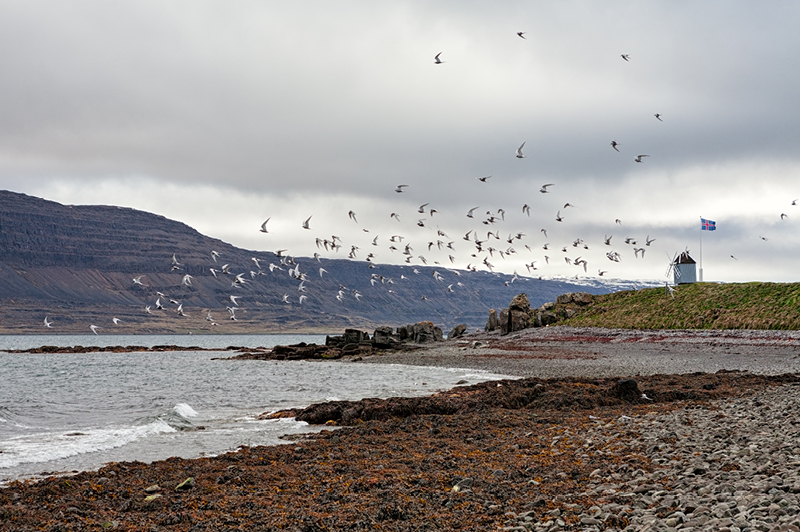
2, 1, 800, 282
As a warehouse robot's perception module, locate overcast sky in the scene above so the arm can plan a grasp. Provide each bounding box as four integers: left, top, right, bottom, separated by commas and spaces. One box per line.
2, 1, 800, 283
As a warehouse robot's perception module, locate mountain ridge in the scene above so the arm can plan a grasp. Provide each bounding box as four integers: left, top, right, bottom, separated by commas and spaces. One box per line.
0, 190, 654, 334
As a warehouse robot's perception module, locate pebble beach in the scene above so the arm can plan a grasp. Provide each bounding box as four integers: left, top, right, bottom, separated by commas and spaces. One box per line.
3, 327, 800, 531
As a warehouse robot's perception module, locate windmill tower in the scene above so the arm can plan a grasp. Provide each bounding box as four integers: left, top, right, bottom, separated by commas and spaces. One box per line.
667, 251, 697, 285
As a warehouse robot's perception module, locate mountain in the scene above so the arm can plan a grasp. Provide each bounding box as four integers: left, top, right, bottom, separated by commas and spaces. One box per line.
0, 190, 655, 334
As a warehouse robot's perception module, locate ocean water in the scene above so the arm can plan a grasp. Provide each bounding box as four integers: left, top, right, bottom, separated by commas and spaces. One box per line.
0, 335, 511, 485
0, 333, 331, 352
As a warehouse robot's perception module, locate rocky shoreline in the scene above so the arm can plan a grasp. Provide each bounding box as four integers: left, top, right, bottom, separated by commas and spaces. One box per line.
4, 325, 800, 531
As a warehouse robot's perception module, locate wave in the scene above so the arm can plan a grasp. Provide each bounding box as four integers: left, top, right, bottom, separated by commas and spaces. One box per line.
0, 419, 176, 470
172, 403, 198, 418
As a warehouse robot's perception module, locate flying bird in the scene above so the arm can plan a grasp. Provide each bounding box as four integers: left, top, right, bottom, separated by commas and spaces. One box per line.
517, 31, 526, 39
395, 184, 408, 193
211, 251, 220, 262
302, 216, 312, 230
477, 175, 491, 182
418, 203, 429, 213
89, 325, 100, 335
434, 52, 443, 64
610, 140, 620, 152
522, 204, 531, 216
516, 142, 526, 158
348, 210, 358, 223
112, 318, 122, 325
260, 218, 270, 233
654, 113, 663, 121
540, 183, 554, 193
43, 316, 53, 328
621, 54, 630, 61
781, 213, 788, 220
132, 275, 147, 286
634, 155, 649, 163
466, 206, 479, 218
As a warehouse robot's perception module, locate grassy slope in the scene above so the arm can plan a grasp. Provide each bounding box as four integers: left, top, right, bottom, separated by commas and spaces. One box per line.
562, 282, 800, 330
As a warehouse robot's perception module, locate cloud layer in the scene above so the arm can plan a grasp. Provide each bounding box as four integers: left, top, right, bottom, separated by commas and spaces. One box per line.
2, 1, 799, 283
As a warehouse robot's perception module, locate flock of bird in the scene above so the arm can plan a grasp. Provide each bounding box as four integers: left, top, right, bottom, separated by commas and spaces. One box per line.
41, 34, 794, 332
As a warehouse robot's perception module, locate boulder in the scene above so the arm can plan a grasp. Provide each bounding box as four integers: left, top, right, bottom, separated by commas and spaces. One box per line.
555, 293, 573, 305
396, 325, 412, 341
372, 326, 397, 348
448, 324, 467, 339
572, 292, 593, 305
509, 293, 531, 312
499, 308, 509, 334
411, 321, 443, 343
556, 292, 593, 305
499, 294, 537, 334
509, 309, 531, 333
326, 329, 370, 348
539, 311, 558, 326
485, 309, 498, 332
342, 328, 369, 344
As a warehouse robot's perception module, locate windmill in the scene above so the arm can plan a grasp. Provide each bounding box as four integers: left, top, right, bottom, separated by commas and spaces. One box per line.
665, 251, 681, 285
667, 249, 697, 285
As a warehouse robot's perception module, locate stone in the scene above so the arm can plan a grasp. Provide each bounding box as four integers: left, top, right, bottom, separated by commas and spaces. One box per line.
539, 311, 558, 326
499, 308, 510, 334
342, 329, 369, 344
410, 321, 443, 343
448, 324, 467, 339
371, 326, 397, 348
556, 293, 573, 305
555, 292, 593, 305
508, 309, 532, 333
175, 477, 195, 491
486, 309, 498, 331
509, 293, 531, 312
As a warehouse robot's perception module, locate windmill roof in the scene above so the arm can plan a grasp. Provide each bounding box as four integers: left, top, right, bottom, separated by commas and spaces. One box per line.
675, 252, 696, 264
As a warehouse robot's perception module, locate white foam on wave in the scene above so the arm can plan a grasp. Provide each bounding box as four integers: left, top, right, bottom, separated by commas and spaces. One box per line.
173, 403, 198, 418
0, 419, 176, 470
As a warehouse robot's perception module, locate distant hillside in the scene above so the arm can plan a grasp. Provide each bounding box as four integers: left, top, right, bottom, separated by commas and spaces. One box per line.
0, 190, 647, 334
564, 282, 800, 330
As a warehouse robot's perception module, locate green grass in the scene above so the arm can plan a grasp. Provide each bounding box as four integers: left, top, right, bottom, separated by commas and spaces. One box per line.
562, 282, 800, 330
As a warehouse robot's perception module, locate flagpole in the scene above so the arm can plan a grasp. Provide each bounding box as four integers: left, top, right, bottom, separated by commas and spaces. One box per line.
699, 216, 704, 282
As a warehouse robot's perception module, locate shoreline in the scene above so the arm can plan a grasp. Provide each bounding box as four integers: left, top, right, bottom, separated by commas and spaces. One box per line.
3, 327, 800, 530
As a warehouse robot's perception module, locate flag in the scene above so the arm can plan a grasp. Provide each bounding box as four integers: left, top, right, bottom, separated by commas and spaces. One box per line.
701, 218, 716, 231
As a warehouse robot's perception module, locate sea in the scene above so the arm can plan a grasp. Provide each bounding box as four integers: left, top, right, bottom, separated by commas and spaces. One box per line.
0, 334, 511, 485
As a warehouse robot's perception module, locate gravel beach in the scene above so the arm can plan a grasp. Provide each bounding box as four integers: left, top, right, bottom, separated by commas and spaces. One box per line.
362, 326, 800, 378
3, 327, 800, 531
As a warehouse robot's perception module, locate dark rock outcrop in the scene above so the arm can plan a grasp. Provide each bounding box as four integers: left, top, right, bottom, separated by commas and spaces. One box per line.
398, 321, 444, 343
448, 324, 467, 339
485, 309, 498, 332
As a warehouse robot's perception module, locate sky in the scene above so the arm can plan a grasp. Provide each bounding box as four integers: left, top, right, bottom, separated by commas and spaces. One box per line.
2, 1, 800, 283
